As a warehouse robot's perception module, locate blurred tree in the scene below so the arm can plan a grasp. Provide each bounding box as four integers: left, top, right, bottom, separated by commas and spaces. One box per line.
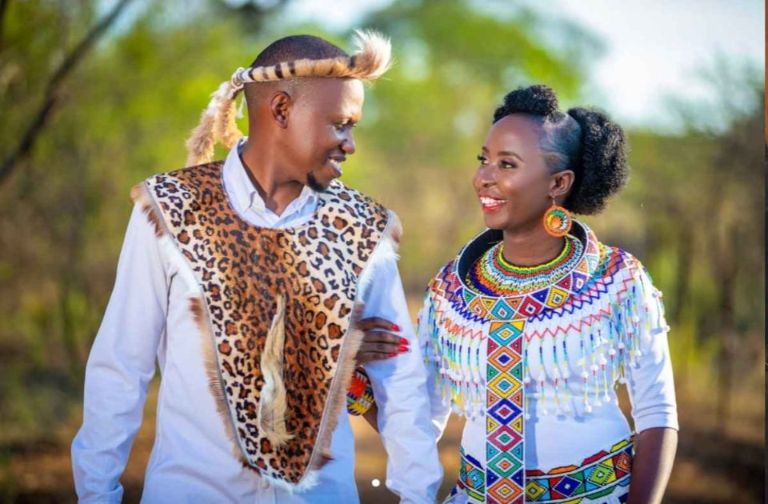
0, 0, 762, 460
0, 0, 134, 185
348, 0, 599, 293
210, 0, 290, 32
621, 65, 763, 425
703, 85, 763, 429
0, 0, 291, 445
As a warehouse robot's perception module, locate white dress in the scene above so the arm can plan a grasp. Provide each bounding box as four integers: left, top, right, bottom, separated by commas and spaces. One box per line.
420, 222, 678, 504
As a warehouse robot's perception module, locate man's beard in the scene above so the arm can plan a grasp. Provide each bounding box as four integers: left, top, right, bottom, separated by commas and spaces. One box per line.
307, 171, 330, 192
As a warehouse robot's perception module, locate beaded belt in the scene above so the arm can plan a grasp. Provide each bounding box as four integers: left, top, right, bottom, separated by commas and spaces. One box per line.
454, 438, 633, 503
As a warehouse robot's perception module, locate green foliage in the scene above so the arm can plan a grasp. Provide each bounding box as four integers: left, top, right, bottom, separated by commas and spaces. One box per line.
0, 0, 762, 452
342, 0, 595, 292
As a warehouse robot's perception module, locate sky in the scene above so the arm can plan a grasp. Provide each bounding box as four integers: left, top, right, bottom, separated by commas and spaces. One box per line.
280, 0, 764, 131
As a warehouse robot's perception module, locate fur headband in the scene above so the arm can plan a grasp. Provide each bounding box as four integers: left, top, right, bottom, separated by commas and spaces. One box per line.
185, 29, 392, 166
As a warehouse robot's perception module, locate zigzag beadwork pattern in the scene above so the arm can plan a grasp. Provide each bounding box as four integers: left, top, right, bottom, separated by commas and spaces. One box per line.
468, 230, 603, 503
525, 247, 631, 336
454, 446, 486, 501
525, 439, 632, 503
422, 224, 659, 421
422, 222, 665, 503
468, 236, 583, 295
485, 318, 526, 503
424, 226, 604, 421
454, 439, 632, 504
346, 368, 375, 416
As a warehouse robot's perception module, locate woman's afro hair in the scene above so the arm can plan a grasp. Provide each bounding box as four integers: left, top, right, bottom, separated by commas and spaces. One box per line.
493, 85, 628, 215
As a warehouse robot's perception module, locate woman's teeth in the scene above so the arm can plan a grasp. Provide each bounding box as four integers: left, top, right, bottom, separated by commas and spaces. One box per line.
480, 196, 506, 211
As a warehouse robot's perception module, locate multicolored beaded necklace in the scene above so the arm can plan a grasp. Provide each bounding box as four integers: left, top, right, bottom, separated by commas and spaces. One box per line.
466, 234, 583, 295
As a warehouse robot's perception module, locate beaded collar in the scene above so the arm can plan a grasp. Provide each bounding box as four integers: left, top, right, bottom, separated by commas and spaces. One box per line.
466, 234, 583, 296
433, 221, 602, 322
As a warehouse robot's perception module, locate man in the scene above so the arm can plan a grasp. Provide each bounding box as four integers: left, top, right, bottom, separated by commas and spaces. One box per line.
72, 31, 442, 503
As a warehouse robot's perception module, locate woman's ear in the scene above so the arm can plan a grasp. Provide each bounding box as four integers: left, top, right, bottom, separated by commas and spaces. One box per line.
549, 169, 575, 200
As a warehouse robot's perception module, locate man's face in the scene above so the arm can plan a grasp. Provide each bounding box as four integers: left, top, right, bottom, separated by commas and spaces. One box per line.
282, 78, 364, 190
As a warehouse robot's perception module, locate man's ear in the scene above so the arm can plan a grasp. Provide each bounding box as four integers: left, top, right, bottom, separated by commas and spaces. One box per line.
270, 91, 293, 129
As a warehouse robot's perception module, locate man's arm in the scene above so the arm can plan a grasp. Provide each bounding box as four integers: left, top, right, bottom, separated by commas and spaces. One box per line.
358, 239, 443, 504
354, 291, 453, 440
71, 203, 168, 503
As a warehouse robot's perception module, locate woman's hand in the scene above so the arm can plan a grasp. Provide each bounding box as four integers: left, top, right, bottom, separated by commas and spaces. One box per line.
355, 317, 409, 365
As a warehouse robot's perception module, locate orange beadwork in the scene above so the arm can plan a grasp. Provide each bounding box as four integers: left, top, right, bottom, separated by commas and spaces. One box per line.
543, 203, 572, 237
347, 368, 375, 416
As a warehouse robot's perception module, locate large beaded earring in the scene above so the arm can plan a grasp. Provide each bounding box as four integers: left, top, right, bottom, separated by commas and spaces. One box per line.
543, 198, 572, 237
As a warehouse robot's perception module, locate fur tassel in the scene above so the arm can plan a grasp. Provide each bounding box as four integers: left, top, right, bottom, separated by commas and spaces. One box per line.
258, 295, 293, 447
385, 209, 403, 246
214, 86, 244, 150
309, 303, 366, 468
194, 297, 245, 462
130, 183, 166, 238
185, 81, 242, 166
348, 29, 392, 80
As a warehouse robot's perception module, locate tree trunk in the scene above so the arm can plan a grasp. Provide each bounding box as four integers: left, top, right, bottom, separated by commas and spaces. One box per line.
671, 216, 693, 325
0, 0, 134, 185
714, 225, 738, 431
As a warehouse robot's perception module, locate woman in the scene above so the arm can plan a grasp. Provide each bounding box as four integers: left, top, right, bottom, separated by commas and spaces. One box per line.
419, 85, 678, 503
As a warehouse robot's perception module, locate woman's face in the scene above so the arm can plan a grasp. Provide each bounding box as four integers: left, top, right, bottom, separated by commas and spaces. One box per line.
473, 114, 556, 232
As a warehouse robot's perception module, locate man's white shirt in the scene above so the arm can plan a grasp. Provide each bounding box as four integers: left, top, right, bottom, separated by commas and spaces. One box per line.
71, 144, 443, 503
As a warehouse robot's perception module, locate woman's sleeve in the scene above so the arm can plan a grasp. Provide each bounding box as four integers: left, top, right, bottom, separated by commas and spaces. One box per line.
624, 264, 679, 433
417, 290, 453, 439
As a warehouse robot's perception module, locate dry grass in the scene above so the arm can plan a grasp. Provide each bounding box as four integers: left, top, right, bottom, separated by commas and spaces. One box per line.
2, 368, 762, 503
2, 305, 764, 504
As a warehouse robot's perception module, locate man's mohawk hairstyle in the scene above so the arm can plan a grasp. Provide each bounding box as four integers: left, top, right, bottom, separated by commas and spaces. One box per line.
185, 30, 392, 166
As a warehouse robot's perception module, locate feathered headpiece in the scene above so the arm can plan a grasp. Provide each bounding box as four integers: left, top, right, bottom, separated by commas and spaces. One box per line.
185, 29, 392, 166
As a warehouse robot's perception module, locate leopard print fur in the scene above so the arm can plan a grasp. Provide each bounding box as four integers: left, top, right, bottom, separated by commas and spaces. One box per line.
132, 161, 396, 488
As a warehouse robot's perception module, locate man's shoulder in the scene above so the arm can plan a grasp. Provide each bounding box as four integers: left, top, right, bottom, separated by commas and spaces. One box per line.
140, 160, 225, 188
327, 180, 389, 213
326, 180, 402, 247
130, 161, 225, 217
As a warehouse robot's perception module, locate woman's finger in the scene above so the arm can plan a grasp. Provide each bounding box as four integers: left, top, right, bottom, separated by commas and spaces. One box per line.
361, 330, 407, 345
358, 340, 408, 354
357, 317, 401, 332
356, 351, 399, 364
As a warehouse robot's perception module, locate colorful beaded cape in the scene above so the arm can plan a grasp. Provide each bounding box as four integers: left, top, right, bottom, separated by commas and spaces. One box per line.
131, 162, 399, 490
422, 222, 663, 503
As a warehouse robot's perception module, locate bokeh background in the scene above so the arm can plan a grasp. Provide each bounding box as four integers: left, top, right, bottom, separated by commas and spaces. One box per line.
0, 0, 764, 502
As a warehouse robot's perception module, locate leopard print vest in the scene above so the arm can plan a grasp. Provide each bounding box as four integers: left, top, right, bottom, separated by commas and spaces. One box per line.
131, 161, 399, 490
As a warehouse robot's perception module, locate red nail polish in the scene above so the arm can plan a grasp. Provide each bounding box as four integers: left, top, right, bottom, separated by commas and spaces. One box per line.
400, 337, 409, 345
393, 324, 401, 332
399, 345, 409, 353
388, 352, 397, 357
